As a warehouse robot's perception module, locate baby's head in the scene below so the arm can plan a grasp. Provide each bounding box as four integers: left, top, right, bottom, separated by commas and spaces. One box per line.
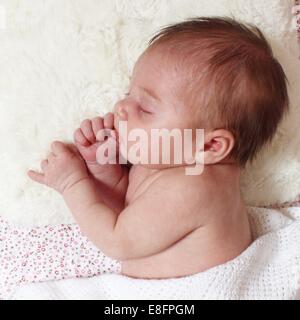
114, 17, 289, 168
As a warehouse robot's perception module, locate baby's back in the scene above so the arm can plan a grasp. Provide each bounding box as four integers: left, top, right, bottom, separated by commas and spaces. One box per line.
121, 165, 252, 279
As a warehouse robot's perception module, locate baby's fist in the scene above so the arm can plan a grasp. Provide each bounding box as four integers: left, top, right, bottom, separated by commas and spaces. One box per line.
74, 113, 118, 164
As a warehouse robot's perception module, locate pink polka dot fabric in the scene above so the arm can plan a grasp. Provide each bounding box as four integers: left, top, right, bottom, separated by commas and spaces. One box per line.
0, 217, 121, 300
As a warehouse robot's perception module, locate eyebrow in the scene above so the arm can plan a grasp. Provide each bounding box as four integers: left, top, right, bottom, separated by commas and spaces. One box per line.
138, 86, 161, 103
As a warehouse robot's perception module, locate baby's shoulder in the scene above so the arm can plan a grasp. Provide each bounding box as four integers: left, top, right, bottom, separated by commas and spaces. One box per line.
126, 166, 213, 225
127, 165, 214, 208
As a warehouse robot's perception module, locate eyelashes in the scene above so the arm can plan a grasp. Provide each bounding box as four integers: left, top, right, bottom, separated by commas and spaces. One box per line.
139, 106, 153, 115
124, 92, 154, 115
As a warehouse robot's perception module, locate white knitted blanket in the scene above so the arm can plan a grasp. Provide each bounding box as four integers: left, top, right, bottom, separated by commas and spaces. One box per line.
10, 206, 300, 300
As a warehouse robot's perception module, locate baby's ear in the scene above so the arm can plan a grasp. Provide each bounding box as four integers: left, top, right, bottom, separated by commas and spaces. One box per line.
201, 129, 235, 165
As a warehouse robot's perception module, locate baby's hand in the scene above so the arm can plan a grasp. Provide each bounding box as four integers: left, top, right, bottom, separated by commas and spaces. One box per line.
73, 113, 128, 213
74, 113, 118, 164
28, 141, 89, 195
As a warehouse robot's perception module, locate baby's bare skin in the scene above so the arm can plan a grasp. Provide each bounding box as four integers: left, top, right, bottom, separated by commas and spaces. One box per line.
121, 164, 251, 278
73, 113, 129, 213
28, 44, 253, 279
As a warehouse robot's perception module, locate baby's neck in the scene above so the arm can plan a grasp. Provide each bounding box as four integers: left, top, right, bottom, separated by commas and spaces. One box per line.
200, 162, 249, 230
129, 160, 242, 183
126, 162, 244, 210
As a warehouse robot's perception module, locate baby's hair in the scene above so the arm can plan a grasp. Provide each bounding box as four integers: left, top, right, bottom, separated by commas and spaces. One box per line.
148, 17, 289, 167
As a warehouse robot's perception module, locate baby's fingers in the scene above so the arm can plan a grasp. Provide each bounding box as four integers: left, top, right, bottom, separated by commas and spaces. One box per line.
96, 128, 116, 142
91, 117, 104, 137
41, 159, 48, 172
74, 128, 90, 147
103, 112, 114, 129
27, 170, 45, 184
81, 119, 95, 144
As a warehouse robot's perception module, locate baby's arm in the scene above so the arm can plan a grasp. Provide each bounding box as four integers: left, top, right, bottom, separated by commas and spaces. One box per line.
63, 172, 201, 261
90, 164, 129, 214
28, 142, 200, 261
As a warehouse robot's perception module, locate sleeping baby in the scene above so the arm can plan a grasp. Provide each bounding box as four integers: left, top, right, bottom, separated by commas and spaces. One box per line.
0, 17, 289, 298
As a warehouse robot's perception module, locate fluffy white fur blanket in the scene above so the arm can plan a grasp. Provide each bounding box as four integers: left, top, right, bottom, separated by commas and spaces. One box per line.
0, 0, 299, 226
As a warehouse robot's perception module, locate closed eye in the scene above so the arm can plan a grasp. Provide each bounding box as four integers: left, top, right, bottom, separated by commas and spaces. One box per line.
125, 91, 154, 115
139, 106, 153, 115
